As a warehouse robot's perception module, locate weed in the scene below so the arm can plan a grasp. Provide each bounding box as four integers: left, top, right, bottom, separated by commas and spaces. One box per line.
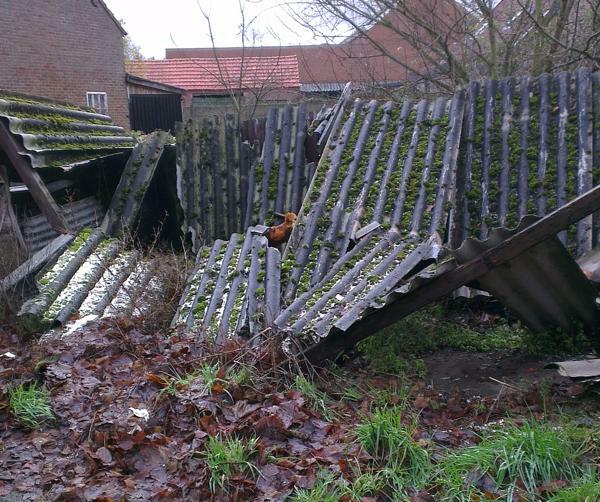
8, 383, 54, 429
199, 362, 221, 389
520, 324, 593, 356
356, 406, 430, 487
341, 471, 385, 500
227, 366, 253, 386
161, 371, 199, 396
203, 435, 258, 494
546, 478, 600, 501
436, 420, 593, 500
341, 386, 362, 402
162, 362, 224, 396
289, 469, 340, 502
294, 376, 335, 421
369, 382, 410, 410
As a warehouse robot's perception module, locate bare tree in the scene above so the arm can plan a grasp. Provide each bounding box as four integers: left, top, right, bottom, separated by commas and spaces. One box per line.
198, 0, 294, 127
284, 0, 599, 94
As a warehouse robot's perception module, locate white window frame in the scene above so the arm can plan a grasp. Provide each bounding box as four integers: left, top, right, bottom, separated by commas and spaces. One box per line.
86, 92, 108, 115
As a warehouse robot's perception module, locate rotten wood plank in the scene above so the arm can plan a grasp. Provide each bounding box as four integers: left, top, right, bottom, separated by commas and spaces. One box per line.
0, 120, 69, 234
304, 182, 600, 362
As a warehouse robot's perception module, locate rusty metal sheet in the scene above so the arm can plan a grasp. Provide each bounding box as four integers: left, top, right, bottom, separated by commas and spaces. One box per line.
0, 90, 135, 169
20, 196, 104, 254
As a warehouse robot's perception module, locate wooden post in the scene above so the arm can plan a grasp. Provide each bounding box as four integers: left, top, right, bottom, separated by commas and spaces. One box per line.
304, 183, 600, 362
0, 121, 70, 234
0, 164, 26, 251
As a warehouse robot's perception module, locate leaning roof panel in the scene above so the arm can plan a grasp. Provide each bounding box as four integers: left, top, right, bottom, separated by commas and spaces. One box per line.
0, 91, 136, 169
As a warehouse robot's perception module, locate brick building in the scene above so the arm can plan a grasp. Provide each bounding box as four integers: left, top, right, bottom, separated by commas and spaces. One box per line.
127, 56, 301, 120
165, 12, 427, 94
0, 0, 130, 128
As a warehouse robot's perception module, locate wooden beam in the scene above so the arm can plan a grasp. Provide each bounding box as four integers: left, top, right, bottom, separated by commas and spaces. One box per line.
305, 183, 600, 362
0, 234, 74, 292
0, 120, 70, 234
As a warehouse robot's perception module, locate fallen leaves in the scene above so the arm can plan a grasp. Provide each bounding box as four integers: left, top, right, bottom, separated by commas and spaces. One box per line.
0, 319, 594, 501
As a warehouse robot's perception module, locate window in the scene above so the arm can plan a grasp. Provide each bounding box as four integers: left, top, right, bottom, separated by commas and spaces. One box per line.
86, 92, 108, 115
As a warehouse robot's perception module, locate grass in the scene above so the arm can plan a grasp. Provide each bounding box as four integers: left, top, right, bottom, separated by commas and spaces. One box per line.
436, 419, 595, 501
161, 362, 224, 396
546, 478, 600, 501
356, 303, 595, 376
289, 470, 340, 502
8, 383, 54, 429
293, 375, 335, 421
356, 406, 430, 488
203, 435, 258, 494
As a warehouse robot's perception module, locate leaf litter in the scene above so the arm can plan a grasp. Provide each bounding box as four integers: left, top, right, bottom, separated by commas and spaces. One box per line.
0, 318, 598, 501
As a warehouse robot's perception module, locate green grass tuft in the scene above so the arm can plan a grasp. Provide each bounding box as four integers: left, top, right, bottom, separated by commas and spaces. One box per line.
203, 435, 258, 494
294, 376, 335, 421
8, 383, 54, 429
356, 406, 430, 487
546, 478, 600, 501
289, 470, 340, 502
436, 420, 594, 501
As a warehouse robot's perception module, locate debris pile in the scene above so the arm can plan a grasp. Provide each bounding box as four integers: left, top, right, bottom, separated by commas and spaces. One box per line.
3, 69, 600, 358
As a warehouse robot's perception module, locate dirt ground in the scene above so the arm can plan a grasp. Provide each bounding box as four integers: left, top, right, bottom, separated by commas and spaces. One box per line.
423, 349, 570, 396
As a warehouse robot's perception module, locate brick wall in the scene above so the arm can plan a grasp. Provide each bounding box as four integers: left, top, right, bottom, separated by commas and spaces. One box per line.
0, 0, 130, 128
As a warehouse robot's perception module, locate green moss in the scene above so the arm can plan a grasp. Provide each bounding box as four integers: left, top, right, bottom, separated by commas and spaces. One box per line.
68, 228, 93, 252
486, 93, 503, 229
466, 94, 485, 236
527, 92, 541, 215
506, 91, 522, 227
362, 105, 402, 224
399, 111, 433, 235
383, 109, 417, 219
420, 116, 449, 234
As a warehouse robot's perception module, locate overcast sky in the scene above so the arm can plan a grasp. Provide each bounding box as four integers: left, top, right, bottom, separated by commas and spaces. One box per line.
104, 0, 322, 59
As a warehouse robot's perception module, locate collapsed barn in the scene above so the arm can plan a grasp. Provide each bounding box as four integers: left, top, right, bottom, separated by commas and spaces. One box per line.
1, 69, 600, 359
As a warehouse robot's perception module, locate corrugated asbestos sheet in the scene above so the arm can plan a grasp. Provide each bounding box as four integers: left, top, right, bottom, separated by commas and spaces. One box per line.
452, 216, 599, 333
102, 130, 169, 235
275, 232, 443, 352
171, 231, 280, 345
281, 92, 464, 302
449, 69, 600, 255
244, 105, 313, 228
172, 70, 600, 353
175, 114, 250, 248
18, 228, 161, 333
0, 91, 135, 169
299, 211, 600, 362
175, 105, 326, 249
16, 133, 168, 332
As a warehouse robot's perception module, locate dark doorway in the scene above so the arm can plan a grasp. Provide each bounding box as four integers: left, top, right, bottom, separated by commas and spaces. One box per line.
129, 94, 182, 133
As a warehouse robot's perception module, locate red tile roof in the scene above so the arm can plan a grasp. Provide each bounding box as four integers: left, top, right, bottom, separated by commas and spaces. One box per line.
127, 56, 300, 92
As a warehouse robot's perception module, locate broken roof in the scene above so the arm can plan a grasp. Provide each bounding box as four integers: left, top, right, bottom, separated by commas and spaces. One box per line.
126, 56, 301, 92
0, 91, 135, 169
